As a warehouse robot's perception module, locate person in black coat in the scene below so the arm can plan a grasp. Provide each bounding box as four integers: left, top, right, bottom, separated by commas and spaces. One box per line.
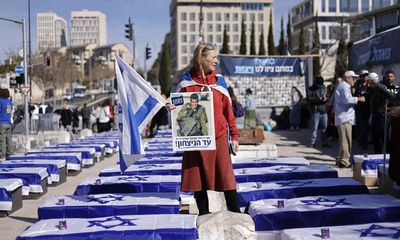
60, 100, 73, 130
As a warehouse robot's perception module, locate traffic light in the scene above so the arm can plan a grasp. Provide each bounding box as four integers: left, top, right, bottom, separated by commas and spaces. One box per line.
125, 23, 132, 40
145, 46, 151, 60
46, 55, 51, 67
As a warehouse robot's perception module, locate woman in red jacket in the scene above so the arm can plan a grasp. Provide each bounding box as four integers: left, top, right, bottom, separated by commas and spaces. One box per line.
175, 43, 240, 215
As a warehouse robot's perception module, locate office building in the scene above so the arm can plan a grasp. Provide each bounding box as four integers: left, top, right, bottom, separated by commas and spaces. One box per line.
170, 0, 273, 71
70, 9, 107, 46
37, 12, 67, 51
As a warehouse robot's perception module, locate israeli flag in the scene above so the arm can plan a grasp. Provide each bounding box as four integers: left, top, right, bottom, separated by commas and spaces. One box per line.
115, 54, 167, 172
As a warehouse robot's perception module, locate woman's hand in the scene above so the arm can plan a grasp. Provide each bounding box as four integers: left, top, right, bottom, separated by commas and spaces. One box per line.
165, 103, 176, 111
232, 140, 239, 153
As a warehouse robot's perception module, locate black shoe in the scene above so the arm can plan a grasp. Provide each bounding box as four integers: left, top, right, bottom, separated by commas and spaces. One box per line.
309, 144, 316, 148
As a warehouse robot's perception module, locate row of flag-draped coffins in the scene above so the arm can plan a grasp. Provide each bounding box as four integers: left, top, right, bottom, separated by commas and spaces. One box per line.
15, 129, 400, 240
0, 131, 119, 215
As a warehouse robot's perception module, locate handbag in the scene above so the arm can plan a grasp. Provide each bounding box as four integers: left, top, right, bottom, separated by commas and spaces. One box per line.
227, 124, 236, 156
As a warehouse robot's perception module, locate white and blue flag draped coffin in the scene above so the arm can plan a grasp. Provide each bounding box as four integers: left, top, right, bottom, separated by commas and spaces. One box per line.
0, 178, 24, 212
354, 154, 389, 177
74, 175, 181, 195
38, 192, 180, 219
0, 167, 49, 195
0, 160, 66, 184
73, 140, 115, 154
17, 214, 198, 240
146, 138, 173, 145
248, 194, 400, 232
49, 144, 105, 161
237, 178, 369, 209
135, 156, 182, 165
234, 165, 338, 183
144, 143, 174, 152
7, 154, 81, 172
27, 148, 95, 166
99, 163, 182, 177
144, 151, 183, 158
281, 222, 400, 240
232, 157, 309, 169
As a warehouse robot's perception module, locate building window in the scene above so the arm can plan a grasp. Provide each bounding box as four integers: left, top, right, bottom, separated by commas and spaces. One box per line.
250, 13, 255, 22
233, 24, 239, 32
361, 0, 369, 12
376, 12, 398, 33
190, 23, 196, 32
321, 26, 326, 39
207, 13, 213, 21
190, 13, 196, 21
225, 13, 230, 21
207, 24, 213, 32
182, 56, 187, 65
207, 35, 213, 42
258, 13, 263, 22
190, 34, 196, 42
181, 13, 187, 21
216, 24, 222, 32
242, 13, 247, 21
340, 0, 358, 12
181, 35, 187, 43
329, 0, 337, 12
233, 34, 239, 43
181, 45, 187, 54
226, 24, 230, 32
233, 13, 239, 21
181, 23, 187, 32
259, 24, 264, 32
321, 0, 327, 12
216, 13, 221, 21
216, 35, 222, 43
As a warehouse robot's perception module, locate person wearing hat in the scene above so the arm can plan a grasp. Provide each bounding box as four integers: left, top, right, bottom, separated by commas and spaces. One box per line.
368, 72, 396, 154
308, 76, 330, 148
333, 70, 365, 168
354, 70, 370, 149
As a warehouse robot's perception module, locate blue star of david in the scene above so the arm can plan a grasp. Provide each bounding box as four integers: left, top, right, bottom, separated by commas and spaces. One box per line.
0, 168, 13, 172
274, 166, 298, 172
117, 176, 149, 181
358, 224, 400, 238
301, 197, 351, 207
276, 180, 313, 187
86, 194, 124, 204
87, 216, 136, 229
138, 164, 161, 169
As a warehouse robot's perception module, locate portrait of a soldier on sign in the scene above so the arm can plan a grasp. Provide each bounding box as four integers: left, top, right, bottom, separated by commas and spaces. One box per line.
176, 93, 208, 136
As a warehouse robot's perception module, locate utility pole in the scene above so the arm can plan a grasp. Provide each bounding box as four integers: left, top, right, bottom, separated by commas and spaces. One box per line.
28, 0, 32, 96
199, 0, 204, 43
0, 16, 30, 142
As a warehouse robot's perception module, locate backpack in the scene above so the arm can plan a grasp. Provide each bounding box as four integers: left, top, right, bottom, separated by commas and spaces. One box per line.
233, 102, 245, 118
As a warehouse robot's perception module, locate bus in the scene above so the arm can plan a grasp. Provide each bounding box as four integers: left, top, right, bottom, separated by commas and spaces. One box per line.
73, 85, 87, 98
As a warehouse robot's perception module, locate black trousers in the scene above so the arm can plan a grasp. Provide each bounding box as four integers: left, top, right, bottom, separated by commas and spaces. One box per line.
194, 189, 241, 216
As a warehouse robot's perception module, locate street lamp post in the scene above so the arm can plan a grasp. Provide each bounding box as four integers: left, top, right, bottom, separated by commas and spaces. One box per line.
0, 16, 30, 142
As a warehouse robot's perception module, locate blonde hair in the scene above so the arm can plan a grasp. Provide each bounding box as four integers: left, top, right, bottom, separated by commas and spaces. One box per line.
190, 42, 216, 72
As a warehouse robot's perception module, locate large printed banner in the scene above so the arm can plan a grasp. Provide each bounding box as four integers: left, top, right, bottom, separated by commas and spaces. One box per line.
219, 55, 303, 77
349, 26, 400, 70
170, 92, 216, 151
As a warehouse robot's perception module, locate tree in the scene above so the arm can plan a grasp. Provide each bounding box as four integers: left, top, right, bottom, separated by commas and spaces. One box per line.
250, 21, 256, 55
159, 36, 172, 97
239, 19, 247, 55
147, 58, 160, 86
267, 12, 275, 55
258, 31, 266, 55
287, 13, 293, 54
312, 14, 321, 78
278, 16, 286, 55
220, 25, 230, 54
335, 19, 348, 79
298, 23, 305, 54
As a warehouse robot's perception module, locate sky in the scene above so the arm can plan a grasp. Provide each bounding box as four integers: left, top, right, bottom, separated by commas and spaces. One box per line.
0, 0, 302, 69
